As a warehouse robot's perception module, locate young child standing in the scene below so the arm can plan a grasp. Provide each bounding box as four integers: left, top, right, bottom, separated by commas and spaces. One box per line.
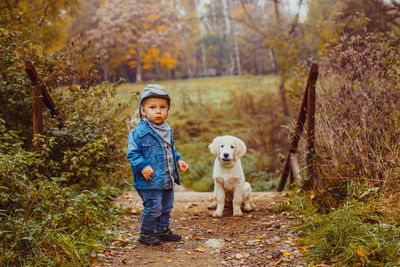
127, 84, 189, 246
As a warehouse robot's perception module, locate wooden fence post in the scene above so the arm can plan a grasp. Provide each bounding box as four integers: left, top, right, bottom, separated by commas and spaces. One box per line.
277, 63, 318, 192
304, 64, 318, 188
25, 60, 64, 151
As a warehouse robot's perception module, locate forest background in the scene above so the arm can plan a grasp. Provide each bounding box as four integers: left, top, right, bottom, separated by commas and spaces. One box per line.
1, 0, 400, 265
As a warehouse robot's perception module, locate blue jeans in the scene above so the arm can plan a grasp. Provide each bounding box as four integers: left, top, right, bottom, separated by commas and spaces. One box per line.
137, 189, 174, 234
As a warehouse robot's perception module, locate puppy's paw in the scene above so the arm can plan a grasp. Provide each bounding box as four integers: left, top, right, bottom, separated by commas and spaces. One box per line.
243, 202, 253, 211
213, 210, 223, 217
208, 202, 217, 210
233, 209, 243, 217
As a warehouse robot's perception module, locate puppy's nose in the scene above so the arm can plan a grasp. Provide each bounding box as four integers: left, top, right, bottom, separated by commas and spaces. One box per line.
223, 153, 229, 158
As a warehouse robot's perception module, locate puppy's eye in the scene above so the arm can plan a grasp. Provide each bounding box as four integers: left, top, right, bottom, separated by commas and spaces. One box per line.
231, 146, 234, 149
221, 145, 224, 148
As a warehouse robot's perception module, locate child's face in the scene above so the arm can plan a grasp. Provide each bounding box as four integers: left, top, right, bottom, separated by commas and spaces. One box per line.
141, 97, 169, 124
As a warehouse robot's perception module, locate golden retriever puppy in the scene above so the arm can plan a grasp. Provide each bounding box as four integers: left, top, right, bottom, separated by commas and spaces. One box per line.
208, 135, 253, 217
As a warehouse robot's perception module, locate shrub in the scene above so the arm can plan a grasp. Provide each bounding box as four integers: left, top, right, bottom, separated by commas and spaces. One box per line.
0, 121, 123, 265
0, 7, 129, 265
306, 30, 400, 205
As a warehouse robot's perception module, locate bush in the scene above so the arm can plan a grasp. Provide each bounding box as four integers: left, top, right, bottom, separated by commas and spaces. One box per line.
305, 30, 400, 205
0, 121, 123, 265
0, 7, 129, 265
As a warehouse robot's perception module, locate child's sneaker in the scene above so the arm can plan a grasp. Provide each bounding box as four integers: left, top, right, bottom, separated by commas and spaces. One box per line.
158, 228, 181, 242
138, 232, 161, 246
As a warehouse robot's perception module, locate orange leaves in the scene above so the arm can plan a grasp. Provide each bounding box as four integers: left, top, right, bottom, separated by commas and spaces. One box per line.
129, 48, 177, 71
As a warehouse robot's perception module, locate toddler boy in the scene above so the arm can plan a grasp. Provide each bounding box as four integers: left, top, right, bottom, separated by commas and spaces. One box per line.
127, 84, 188, 246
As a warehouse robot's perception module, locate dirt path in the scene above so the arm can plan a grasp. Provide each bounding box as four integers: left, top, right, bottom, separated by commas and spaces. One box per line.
98, 191, 307, 266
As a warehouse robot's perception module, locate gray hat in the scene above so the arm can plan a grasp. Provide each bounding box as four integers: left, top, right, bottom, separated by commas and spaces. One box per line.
139, 84, 171, 118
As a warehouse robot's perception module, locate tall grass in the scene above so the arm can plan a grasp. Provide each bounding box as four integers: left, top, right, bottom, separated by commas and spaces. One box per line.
308, 31, 400, 206
275, 192, 400, 266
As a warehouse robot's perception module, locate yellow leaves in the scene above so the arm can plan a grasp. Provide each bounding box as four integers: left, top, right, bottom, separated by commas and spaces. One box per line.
283, 251, 290, 256
195, 247, 205, 252
159, 52, 176, 69
157, 25, 167, 31
356, 248, 368, 262
309, 189, 315, 200
148, 13, 160, 21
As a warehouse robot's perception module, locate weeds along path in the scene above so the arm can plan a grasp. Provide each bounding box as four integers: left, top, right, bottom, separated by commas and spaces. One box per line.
100, 191, 306, 266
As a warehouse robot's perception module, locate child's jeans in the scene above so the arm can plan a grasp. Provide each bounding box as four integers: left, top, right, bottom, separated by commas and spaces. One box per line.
137, 189, 174, 234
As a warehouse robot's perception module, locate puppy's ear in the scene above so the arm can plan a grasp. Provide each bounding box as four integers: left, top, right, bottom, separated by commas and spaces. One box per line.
209, 137, 221, 157
235, 137, 247, 158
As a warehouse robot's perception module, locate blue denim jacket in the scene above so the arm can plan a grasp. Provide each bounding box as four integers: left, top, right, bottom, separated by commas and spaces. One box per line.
127, 120, 182, 190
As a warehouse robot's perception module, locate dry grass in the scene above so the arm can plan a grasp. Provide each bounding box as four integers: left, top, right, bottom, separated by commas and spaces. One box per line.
312, 31, 400, 204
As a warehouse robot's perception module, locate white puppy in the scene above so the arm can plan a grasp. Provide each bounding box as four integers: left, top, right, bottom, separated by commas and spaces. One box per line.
208, 135, 253, 217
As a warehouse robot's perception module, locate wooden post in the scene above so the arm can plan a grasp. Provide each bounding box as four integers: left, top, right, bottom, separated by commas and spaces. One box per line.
289, 153, 302, 185
25, 60, 65, 151
277, 63, 318, 191
304, 64, 318, 188
32, 81, 43, 151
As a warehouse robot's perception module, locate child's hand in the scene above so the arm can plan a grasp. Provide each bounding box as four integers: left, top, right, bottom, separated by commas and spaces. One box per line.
178, 160, 189, 172
142, 166, 154, 180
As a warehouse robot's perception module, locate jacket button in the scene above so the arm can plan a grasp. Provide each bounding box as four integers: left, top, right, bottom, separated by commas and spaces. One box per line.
160, 166, 162, 169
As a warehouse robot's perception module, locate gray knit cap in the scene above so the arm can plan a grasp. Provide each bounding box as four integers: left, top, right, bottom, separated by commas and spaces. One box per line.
138, 84, 171, 118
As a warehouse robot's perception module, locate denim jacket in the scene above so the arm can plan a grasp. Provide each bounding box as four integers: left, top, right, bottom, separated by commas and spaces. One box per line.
127, 120, 182, 190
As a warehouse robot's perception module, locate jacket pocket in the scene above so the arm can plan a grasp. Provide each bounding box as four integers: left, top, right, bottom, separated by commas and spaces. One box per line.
141, 135, 156, 159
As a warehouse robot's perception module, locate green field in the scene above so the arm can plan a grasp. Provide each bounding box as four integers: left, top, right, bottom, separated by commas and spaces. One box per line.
118, 75, 280, 112
118, 75, 284, 192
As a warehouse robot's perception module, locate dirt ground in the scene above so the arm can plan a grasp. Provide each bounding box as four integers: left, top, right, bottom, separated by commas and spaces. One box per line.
97, 190, 307, 267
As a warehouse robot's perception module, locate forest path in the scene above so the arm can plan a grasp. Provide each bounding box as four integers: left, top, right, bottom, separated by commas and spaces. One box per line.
99, 191, 307, 266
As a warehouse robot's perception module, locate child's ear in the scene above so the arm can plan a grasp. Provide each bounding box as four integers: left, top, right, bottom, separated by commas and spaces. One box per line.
141, 106, 146, 116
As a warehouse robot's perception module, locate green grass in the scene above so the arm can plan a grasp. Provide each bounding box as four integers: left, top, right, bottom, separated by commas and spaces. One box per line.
274, 192, 400, 266
117, 75, 283, 192
117, 75, 280, 113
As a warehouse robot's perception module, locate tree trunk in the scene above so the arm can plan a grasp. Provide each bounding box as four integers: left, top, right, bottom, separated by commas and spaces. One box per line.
273, 0, 281, 27
136, 43, 142, 82
222, 0, 234, 76
194, 0, 207, 76
232, 19, 242, 76
229, 0, 241, 75
269, 49, 276, 71
102, 55, 109, 81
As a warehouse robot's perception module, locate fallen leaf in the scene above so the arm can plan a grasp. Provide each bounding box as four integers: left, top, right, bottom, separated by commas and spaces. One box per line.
356, 248, 368, 261
235, 253, 244, 259
192, 202, 198, 206
283, 251, 290, 256
195, 248, 205, 252
275, 259, 283, 265
185, 251, 193, 255
253, 239, 262, 242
